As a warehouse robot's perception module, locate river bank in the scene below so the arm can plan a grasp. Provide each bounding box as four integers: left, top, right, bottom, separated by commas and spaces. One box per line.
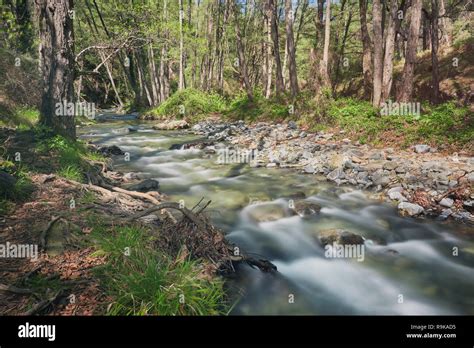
181, 120, 474, 224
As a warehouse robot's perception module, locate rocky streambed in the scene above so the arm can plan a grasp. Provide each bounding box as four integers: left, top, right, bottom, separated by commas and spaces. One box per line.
187, 120, 474, 224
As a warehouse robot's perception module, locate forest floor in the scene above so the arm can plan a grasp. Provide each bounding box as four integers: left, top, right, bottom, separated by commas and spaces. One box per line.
0, 128, 239, 315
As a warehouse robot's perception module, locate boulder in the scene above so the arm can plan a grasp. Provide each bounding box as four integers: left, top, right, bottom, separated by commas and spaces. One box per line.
153, 119, 189, 130
414, 144, 430, 153
128, 179, 160, 192
398, 202, 424, 216
98, 145, 125, 156
439, 197, 454, 208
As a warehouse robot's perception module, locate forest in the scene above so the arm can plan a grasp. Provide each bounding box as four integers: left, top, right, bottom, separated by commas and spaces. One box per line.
0, 0, 473, 319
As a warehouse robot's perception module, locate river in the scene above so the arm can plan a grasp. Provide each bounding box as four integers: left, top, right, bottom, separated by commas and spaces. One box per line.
79, 121, 474, 315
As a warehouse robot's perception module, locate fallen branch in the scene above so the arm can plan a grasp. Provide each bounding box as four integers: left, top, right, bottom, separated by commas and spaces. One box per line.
0, 283, 34, 295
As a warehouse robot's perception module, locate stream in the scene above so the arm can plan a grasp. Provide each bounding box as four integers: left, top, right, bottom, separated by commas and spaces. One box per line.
79, 121, 474, 315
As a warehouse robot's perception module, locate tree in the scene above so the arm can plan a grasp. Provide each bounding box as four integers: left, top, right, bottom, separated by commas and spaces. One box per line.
431, 0, 440, 103
372, 0, 383, 107
233, 1, 253, 100
35, 0, 76, 139
285, 0, 299, 97
178, 0, 185, 90
267, 0, 285, 95
320, 0, 331, 87
397, 0, 423, 102
359, 0, 372, 98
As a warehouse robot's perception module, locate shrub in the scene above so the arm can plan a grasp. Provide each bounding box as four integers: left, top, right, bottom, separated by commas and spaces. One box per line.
145, 88, 227, 121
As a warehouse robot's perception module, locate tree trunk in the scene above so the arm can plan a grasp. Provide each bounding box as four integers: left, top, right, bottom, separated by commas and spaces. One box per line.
35, 0, 76, 139
431, 0, 440, 103
178, 0, 185, 90
397, 0, 423, 102
359, 0, 372, 99
267, 0, 285, 95
233, 2, 253, 100
372, 0, 383, 107
159, 0, 170, 101
264, 13, 274, 99
381, 0, 402, 102
285, 0, 299, 97
320, 0, 331, 87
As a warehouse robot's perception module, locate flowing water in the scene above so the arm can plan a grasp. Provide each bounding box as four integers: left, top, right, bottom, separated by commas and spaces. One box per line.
80, 121, 474, 315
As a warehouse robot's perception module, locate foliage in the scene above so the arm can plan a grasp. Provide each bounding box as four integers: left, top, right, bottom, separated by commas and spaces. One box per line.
144, 88, 227, 121
92, 225, 229, 316
227, 90, 291, 121
322, 98, 473, 147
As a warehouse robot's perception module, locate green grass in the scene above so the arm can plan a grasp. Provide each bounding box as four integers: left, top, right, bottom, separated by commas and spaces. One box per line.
35, 131, 106, 181
323, 98, 473, 147
0, 106, 39, 129
144, 88, 227, 122
57, 165, 83, 181
91, 224, 229, 316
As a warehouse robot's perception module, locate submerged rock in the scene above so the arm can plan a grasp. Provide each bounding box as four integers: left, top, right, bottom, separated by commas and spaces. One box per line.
318, 229, 365, 247
290, 200, 321, 217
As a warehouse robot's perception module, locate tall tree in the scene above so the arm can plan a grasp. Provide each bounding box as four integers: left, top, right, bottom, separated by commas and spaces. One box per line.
372, 0, 384, 107
320, 0, 331, 87
397, 0, 423, 102
178, 0, 185, 90
431, 0, 440, 103
233, 1, 253, 100
35, 0, 76, 139
285, 0, 299, 97
359, 0, 372, 98
267, 0, 285, 95
381, 0, 402, 102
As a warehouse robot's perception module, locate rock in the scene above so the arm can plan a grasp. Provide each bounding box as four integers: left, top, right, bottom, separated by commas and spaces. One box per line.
439, 197, 454, 208
327, 168, 344, 181
128, 127, 138, 132
0, 170, 16, 188
304, 165, 315, 174
383, 161, 398, 171
288, 121, 297, 130
351, 156, 362, 163
389, 191, 407, 202
153, 119, 189, 130
128, 179, 160, 192
291, 200, 321, 217
123, 172, 142, 181
438, 209, 452, 220
371, 171, 390, 186
112, 128, 130, 134
99, 145, 125, 156
414, 144, 430, 153
246, 203, 288, 223
318, 229, 365, 247
463, 200, 474, 212
468, 172, 474, 183
387, 186, 403, 195
39, 174, 56, 184
266, 163, 278, 168
398, 202, 424, 216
